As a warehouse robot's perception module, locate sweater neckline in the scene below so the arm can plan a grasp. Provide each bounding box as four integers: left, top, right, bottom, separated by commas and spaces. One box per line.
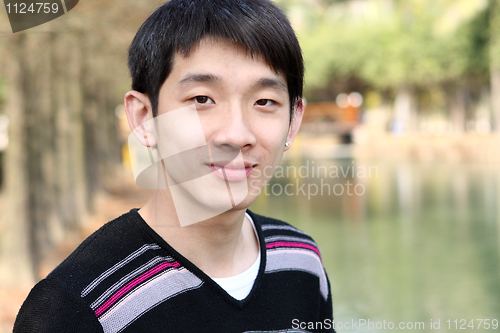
129, 208, 267, 310
211, 213, 261, 300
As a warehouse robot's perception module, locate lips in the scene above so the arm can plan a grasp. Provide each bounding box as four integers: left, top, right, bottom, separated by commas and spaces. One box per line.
210, 163, 255, 182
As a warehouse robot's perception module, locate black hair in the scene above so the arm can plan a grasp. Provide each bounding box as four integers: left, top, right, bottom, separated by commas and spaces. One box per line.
128, 0, 304, 118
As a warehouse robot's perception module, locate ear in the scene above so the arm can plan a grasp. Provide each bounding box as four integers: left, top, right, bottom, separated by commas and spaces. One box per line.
124, 90, 156, 147
285, 98, 305, 151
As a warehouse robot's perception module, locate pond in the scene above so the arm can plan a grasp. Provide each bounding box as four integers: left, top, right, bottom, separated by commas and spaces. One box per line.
250, 158, 500, 332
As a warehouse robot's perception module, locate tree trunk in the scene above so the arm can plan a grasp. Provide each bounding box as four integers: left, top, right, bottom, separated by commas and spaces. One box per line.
81, 36, 100, 211
392, 86, 417, 134
65, 33, 87, 230
491, 69, 500, 131
0, 34, 35, 287
490, 0, 500, 131
448, 84, 467, 134
25, 32, 58, 277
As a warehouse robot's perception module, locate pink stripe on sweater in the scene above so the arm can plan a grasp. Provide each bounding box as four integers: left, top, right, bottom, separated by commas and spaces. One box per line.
266, 241, 321, 259
95, 261, 180, 317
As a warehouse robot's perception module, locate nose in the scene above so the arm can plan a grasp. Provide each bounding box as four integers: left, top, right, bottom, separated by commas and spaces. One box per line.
211, 101, 257, 151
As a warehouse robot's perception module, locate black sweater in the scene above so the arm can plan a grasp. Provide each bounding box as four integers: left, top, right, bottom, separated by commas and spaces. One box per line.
14, 209, 334, 333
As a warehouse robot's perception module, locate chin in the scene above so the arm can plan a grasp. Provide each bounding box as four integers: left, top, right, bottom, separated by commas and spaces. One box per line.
166, 176, 248, 225
227, 196, 257, 211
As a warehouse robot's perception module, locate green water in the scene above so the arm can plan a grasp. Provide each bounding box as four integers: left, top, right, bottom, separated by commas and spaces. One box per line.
250, 159, 500, 332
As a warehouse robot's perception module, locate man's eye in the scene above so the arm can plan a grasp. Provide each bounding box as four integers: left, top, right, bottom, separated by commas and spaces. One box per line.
194, 96, 214, 104
255, 99, 274, 106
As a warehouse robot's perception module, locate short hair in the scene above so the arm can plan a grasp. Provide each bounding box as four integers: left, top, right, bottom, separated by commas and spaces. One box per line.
128, 0, 304, 119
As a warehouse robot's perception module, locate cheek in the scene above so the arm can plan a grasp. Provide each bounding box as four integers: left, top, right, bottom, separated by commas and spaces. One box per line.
256, 117, 289, 145
254, 122, 289, 165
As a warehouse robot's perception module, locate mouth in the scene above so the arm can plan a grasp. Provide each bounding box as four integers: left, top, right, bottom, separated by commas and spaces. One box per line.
209, 162, 256, 182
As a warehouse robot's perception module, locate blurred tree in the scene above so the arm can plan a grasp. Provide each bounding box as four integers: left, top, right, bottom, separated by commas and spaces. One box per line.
296, 0, 490, 133
0, 0, 158, 284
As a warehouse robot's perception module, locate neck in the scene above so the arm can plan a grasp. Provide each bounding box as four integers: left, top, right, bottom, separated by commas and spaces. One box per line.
139, 190, 259, 278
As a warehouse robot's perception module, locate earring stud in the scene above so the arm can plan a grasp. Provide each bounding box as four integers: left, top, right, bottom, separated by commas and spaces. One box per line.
285, 141, 290, 147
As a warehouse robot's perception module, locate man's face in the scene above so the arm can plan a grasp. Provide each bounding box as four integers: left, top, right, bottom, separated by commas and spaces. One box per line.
153, 38, 300, 220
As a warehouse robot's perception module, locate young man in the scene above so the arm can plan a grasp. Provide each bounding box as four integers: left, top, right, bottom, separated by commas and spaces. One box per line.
14, 0, 334, 332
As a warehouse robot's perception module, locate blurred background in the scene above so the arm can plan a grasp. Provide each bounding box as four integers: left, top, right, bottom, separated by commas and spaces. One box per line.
0, 0, 499, 332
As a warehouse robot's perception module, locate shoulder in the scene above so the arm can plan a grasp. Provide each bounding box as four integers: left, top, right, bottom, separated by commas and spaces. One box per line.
14, 278, 103, 332
247, 210, 320, 253
248, 210, 329, 301
43, 209, 156, 299
14, 210, 159, 332
248, 210, 310, 233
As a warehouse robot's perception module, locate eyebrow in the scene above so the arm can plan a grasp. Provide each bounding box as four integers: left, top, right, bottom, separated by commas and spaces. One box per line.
252, 78, 288, 94
178, 73, 221, 87
177, 73, 287, 94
